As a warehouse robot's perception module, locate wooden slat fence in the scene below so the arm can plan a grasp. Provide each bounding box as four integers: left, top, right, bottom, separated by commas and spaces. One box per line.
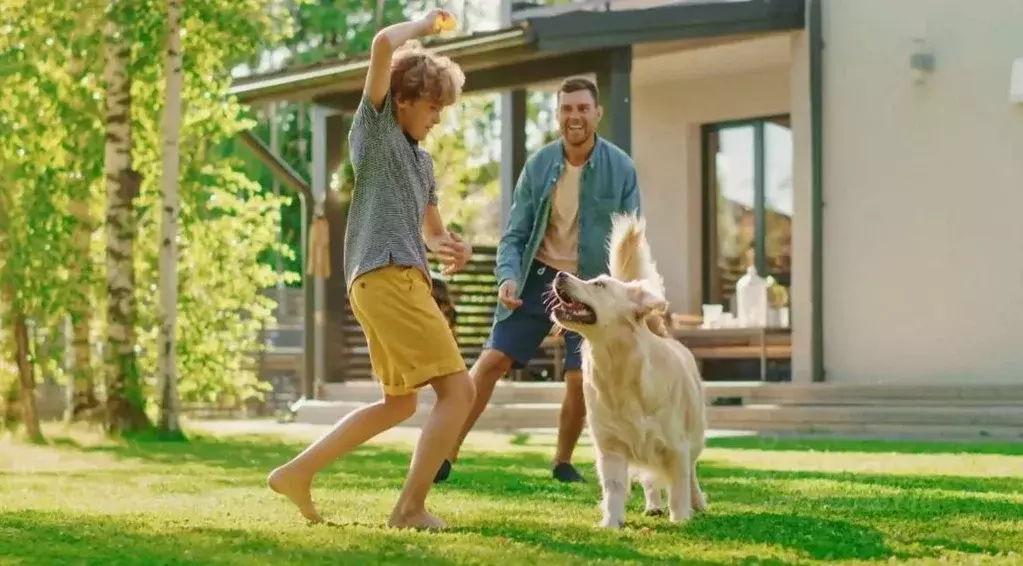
337, 246, 564, 382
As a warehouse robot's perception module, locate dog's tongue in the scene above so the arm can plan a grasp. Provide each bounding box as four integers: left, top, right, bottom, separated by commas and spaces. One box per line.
567, 301, 586, 313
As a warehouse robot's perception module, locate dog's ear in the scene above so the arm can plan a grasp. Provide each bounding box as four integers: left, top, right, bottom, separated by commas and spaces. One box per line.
626, 280, 668, 317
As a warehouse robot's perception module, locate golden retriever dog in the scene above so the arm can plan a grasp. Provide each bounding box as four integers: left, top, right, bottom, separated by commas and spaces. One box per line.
550, 212, 708, 528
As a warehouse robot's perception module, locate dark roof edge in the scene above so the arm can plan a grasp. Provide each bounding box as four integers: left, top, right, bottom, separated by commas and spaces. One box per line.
529, 0, 805, 52
228, 27, 532, 102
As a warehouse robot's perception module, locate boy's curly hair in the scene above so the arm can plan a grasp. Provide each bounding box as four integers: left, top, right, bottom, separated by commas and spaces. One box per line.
390, 40, 466, 106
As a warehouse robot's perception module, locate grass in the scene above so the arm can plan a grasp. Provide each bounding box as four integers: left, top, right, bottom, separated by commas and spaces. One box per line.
1, 421, 1022, 565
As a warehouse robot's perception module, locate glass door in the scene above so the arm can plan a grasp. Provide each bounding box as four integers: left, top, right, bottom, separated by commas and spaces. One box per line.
702, 115, 792, 309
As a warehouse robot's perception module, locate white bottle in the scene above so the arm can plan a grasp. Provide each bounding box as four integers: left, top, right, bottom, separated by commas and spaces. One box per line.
735, 265, 768, 328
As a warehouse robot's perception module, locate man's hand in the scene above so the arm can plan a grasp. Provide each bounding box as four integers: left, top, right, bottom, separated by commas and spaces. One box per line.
498, 280, 523, 311
436, 230, 471, 275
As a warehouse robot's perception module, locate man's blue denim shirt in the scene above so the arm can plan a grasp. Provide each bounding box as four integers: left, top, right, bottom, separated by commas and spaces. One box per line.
494, 136, 642, 323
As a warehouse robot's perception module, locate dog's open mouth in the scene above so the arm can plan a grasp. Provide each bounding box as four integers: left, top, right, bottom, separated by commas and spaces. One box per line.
552, 282, 597, 325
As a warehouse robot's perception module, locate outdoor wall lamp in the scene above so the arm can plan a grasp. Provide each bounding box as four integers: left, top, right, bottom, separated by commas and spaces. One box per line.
909, 37, 935, 84
1010, 57, 1023, 104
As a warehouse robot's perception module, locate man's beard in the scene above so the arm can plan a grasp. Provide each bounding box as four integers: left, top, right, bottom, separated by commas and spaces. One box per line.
563, 127, 591, 146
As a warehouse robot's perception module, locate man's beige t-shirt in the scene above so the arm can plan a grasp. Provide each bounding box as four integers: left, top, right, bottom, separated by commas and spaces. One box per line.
535, 162, 581, 274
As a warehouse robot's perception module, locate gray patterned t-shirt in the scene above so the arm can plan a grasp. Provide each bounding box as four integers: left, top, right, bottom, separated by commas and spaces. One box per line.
344, 93, 437, 289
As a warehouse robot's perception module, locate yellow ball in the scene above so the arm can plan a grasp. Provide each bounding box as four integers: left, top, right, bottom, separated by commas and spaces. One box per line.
434, 14, 456, 32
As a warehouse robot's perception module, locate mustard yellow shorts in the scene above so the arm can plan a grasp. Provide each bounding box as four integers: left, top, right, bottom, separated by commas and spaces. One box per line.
349, 265, 466, 396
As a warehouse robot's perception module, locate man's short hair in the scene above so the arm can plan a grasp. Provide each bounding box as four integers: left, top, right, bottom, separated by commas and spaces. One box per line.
558, 76, 600, 104
390, 40, 466, 106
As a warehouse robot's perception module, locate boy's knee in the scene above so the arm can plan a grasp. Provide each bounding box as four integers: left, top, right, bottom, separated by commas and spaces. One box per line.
434, 370, 475, 407
452, 372, 476, 407
384, 392, 419, 420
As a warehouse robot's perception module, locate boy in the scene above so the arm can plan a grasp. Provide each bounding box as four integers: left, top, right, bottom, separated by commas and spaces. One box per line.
268, 10, 475, 530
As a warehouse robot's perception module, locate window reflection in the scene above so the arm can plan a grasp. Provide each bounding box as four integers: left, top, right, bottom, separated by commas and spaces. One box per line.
704, 116, 792, 308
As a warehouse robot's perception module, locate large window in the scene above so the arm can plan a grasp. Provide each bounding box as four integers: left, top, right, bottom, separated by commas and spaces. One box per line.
702, 115, 792, 310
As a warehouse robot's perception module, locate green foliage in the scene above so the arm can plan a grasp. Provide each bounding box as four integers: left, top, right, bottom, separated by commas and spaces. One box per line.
0, 0, 301, 411
0, 0, 104, 381
424, 96, 501, 245
0, 0, 569, 417
123, 1, 297, 405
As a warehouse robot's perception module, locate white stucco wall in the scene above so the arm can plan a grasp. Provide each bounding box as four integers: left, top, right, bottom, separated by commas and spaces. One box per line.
631, 66, 791, 315
820, 0, 1023, 383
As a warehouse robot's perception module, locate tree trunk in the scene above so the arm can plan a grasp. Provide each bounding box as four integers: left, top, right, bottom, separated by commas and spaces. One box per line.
66, 54, 100, 423
103, 10, 150, 435
156, 0, 183, 436
2, 378, 18, 432
65, 312, 99, 422
13, 311, 44, 443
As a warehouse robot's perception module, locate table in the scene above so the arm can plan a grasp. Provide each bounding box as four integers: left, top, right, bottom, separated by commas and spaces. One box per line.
672, 326, 792, 381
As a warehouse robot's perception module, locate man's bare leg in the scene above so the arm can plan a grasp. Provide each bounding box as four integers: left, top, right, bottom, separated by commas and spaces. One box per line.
268, 393, 419, 522
447, 349, 512, 464
552, 369, 587, 482
388, 369, 475, 529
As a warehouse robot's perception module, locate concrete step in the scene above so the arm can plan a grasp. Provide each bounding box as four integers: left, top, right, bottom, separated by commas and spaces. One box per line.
294, 400, 562, 430
745, 383, 1023, 406
292, 399, 1023, 439
320, 380, 770, 406
320, 380, 1023, 407
711, 404, 1023, 427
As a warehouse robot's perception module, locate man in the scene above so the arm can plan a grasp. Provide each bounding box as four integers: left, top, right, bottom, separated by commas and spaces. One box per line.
268, 10, 476, 530
436, 76, 642, 483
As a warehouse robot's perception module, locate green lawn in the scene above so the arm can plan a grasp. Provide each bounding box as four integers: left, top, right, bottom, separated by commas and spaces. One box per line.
1, 421, 1021, 565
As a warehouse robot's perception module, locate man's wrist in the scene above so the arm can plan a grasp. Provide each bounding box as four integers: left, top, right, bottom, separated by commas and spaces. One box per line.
497, 274, 517, 288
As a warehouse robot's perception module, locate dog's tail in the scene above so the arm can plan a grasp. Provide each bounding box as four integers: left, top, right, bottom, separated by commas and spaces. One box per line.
609, 212, 670, 337
609, 212, 665, 297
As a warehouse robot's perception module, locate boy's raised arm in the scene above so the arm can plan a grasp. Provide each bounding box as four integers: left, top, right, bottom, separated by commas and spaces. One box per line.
365, 10, 454, 110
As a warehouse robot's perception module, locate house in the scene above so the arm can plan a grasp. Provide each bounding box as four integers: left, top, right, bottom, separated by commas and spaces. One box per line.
230, 0, 1023, 397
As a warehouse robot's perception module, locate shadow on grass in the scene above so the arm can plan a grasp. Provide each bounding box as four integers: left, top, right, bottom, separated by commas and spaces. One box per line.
43, 429, 1023, 561
706, 435, 1023, 456
450, 520, 736, 566
681, 512, 894, 561
0, 509, 469, 566
697, 460, 1023, 497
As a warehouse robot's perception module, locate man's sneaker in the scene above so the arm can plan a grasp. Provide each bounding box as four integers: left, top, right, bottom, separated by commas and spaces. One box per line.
552, 462, 586, 483
433, 459, 452, 483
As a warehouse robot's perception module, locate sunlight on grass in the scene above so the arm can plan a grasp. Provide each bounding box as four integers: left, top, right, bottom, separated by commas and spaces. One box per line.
1, 421, 1021, 565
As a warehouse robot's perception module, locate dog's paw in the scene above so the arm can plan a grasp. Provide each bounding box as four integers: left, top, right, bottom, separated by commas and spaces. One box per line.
598, 516, 625, 529
669, 507, 693, 523
693, 491, 709, 513
643, 508, 665, 517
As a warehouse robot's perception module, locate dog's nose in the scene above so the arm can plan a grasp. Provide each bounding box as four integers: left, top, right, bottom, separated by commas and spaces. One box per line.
555, 271, 566, 282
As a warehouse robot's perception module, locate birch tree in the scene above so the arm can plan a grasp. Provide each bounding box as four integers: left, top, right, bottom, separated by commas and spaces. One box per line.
103, 4, 150, 434
156, 0, 183, 435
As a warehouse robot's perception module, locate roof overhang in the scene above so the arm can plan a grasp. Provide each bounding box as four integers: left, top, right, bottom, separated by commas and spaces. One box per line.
529, 0, 806, 52
226, 0, 805, 108
228, 27, 534, 107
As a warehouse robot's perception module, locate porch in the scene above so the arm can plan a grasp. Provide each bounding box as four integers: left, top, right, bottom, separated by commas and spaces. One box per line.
230, 0, 819, 402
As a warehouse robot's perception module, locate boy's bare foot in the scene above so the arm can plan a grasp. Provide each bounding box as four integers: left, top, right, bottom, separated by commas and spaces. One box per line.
268, 466, 322, 523
387, 509, 447, 530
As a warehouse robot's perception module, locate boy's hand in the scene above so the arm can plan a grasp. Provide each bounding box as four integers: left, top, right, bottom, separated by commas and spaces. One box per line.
420, 9, 456, 35
437, 230, 471, 275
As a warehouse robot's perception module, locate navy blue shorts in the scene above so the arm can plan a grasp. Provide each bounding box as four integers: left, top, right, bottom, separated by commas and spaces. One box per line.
484, 260, 583, 372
